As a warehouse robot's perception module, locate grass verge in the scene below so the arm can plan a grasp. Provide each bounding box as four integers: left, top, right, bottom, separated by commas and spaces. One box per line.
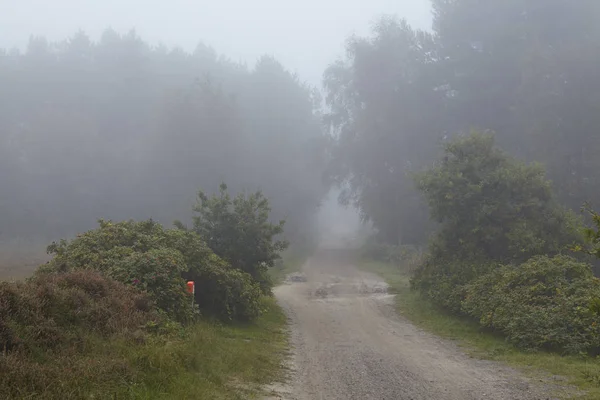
360, 259, 600, 400
125, 296, 289, 400
1, 296, 288, 400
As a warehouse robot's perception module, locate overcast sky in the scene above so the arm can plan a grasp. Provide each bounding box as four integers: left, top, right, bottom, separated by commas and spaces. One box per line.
1, 0, 432, 86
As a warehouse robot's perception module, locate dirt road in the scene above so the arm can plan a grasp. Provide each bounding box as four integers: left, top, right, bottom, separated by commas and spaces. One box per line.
269, 249, 559, 400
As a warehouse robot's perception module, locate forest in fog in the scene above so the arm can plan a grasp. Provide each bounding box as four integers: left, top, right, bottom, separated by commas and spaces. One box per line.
0, 31, 329, 252
1, 0, 600, 256
326, 0, 600, 246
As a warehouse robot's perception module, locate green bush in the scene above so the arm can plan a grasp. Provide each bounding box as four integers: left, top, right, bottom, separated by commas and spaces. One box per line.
45, 219, 218, 274
192, 183, 288, 294
43, 219, 261, 322
463, 255, 600, 355
188, 264, 261, 321
110, 248, 194, 323
411, 237, 495, 312
412, 132, 582, 310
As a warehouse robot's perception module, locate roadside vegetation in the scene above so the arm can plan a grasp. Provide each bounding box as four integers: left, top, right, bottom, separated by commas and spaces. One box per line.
4, 0, 600, 397
361, 259, 600, 400
410, 132, 600, 357
0, 184, 290, 399
326, 2, 600, 397
359, 133, 600, 399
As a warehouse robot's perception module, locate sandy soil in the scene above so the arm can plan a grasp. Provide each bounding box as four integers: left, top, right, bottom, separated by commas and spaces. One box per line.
267, 249, 561, 400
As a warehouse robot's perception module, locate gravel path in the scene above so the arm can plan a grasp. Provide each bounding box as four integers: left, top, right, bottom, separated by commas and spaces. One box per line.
267, 249, 561, 400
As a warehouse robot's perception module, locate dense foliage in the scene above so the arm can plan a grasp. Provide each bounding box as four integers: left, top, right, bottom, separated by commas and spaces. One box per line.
42, 219, 261, 322
192, 183, 288, 294
411, 132, 581, 311
189, 264, 261, 322
431, 0, 600, 212
404, 133, 600, 356
464, 256, 600, 355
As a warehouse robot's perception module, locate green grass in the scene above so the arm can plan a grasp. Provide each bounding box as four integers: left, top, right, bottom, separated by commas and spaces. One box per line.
120, 296, 289, 399
360, 259, 600, 400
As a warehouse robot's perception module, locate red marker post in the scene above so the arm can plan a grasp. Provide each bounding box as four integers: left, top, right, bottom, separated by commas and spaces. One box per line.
187, 281, 195, 307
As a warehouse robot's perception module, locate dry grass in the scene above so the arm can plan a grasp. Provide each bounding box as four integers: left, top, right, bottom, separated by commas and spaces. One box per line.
0, 270, 163, 399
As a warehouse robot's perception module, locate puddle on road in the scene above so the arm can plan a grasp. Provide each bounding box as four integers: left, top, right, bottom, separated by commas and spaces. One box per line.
311, 278, 389, 299
283, 271, 390, 300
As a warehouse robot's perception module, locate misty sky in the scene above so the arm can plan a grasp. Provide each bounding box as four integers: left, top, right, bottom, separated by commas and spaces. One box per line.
1, 0, 432, 86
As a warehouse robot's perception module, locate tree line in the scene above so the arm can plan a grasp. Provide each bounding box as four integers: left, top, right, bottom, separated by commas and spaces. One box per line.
0, 30, 328, 250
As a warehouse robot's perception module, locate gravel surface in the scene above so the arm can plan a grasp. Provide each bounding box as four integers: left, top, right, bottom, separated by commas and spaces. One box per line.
266, 249, 562, 400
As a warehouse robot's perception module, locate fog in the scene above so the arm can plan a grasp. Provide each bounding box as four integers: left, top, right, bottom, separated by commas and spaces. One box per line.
2, 0, 600, 275
2, 0, 432, 86
316, 189, 367, 249
0, 0, 431, 267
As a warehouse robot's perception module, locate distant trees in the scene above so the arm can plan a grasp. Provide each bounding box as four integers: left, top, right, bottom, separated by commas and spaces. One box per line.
325, 1, 600, 244
324, 18, 444, 245
431, 0, 600, 211
0, 31, 328, 247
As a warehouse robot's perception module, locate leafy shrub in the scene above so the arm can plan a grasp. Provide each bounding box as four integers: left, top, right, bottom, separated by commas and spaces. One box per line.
110, 248, 194, 323
412, 132, 582, 310
43, 219, 261, 322
45, 219, 218, 274
411, 237, 496, 312
188, 264, 261, 321
413, 262, 487, 313
463, 255, 600, 355
192, 183, 289, 294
